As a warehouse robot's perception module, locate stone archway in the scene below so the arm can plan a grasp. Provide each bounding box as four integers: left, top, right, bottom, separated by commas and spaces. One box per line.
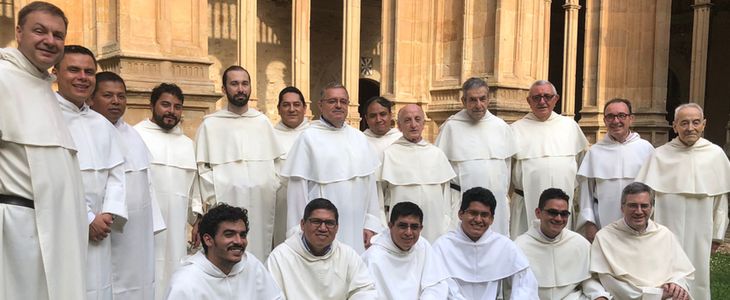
358, 78, 380, 130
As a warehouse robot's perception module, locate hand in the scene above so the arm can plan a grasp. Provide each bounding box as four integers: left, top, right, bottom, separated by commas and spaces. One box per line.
711, 241, 722, 254
190, 218, 201, 248
363, 229, 376, 249
584, 222, 598, 243
661, 282, 688, 300
89, 213, 114, 242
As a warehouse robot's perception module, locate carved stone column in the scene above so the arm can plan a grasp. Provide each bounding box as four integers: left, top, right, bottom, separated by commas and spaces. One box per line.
238, 0, 258, 108
561, 0, 581, 117
343, 0, 361, 126
292, 0, 311, 108
689, 0, 712, 107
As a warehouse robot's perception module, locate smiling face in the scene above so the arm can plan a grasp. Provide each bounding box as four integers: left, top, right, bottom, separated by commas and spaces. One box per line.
673, 106, 706, 146
203, 220, 248, 273
277, 92, 306, 128
90, 80, 127, 124
366, 101, 393, 135
16, 10, 66, 70
462, 86, 489, 122
458, 201, 493, 241
397, 104, 425, 143
389, 214, 422, 251
604, 102, 634, 142
621, 192, 653, 232
54, 53, 96, 107
300, 208, 338, 254
535, 199, 570, 239
526, 83, 559, 121
318, 87, 349, 127
152, 92, 183, 130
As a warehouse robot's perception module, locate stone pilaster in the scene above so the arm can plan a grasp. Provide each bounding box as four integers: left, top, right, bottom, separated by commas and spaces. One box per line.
292, 0, 311, 109
561, 0, 581, 117
238, 0, 258, 108
689, 0, 712, 107
343, 0, 361, 126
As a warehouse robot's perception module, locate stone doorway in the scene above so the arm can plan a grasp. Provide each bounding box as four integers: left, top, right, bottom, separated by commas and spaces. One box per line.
358, 78, 380, 130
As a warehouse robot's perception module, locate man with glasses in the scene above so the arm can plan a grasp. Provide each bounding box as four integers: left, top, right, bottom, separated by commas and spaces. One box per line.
635, 103, 729, 299
282, 83, 382, 253
362, 201, 450, 299
266, 198, 377, 299
195, 65, 285, 261
510, 80, 588, 237
576, 98, 654, 242
432, 187, 538, 299
516, 188, 609, 300
591, 182, 694, 300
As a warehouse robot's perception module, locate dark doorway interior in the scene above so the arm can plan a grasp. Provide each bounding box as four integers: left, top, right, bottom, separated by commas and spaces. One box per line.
547, 1, 586, 121
358, 78, 380, 130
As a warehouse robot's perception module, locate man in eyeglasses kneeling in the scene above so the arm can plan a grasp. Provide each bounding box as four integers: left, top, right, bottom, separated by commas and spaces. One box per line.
515, 188, 610, 300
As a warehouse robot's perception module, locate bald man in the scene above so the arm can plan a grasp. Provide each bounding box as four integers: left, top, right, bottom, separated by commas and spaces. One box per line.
379, 104, 456, 241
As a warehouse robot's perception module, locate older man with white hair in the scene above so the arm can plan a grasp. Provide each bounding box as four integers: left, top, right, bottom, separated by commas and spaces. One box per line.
636, 103, 730, 300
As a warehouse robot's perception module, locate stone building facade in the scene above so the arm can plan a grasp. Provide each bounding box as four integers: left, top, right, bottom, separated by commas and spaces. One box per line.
2, 0, 728, 152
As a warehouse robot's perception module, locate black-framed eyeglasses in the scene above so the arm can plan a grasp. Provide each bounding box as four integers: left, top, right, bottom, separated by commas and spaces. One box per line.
529, 94, 555, 102
544, 209, 571, 218
604, 113, 630, 121
321, 98, 350, 106
463, 209, 491, 219
394, 222, 422, 231
307, 218, 337, 229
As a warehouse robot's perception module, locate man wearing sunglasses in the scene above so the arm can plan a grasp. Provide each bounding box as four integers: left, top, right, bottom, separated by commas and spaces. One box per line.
516, 188, 609, 300
510, 80, 588, 238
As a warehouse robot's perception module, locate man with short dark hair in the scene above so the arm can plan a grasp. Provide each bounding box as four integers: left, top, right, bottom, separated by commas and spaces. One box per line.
635, 103, 730, 299
432, 187, 538, 299
272, 86, 309, 246
166, 203, 283, 299
0, 2, 87, 298
281, 83, 382, 253
435, 77, 516, 236
591, 182, 694, 300
515, 188, 609, 300
55, 46, 129, 300
134, 82, 203, 299
267, 198, 377, 299
510, 80, 588, 237
576, 98, 654, 242
362, 201, 450, 299
195, 65, 285, 261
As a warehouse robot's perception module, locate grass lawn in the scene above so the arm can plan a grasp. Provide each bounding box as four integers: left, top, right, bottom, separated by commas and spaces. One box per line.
711, 252, 730, 299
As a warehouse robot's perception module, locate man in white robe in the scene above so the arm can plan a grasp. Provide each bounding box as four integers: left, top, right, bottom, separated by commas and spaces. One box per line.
510, 80, 588, 237
273, 86, 310, 246
91, 71, 165, 299
515, 188, 609, 300
267, 198, 377, 299
135, 83, 203, 299
362, 201, 450, 299
381, 104, 456, 241
363, 96, 402, 225
635, 103, 729, 300
0, 4, 87, 298
435, 77, 516, 236
576, 98, 654, 242
432, 187, 539, 299
167, 203, 283, 299
591, 182, 694, 300
195, 66, 284, 260
54, 46, 127, 300
281, 82, 382, 253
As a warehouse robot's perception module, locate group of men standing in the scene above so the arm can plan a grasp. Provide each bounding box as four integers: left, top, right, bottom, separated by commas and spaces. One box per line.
2, 1, 730, 300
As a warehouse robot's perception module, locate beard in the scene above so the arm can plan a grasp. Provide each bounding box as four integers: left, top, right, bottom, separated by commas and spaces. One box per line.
152, 112, 180, 130
227, 91, 250, 107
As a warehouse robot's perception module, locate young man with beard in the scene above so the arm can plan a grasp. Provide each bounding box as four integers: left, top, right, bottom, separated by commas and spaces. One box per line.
134, 83, 203, 300
195, 66, 284, 261
166, 203, 283, 299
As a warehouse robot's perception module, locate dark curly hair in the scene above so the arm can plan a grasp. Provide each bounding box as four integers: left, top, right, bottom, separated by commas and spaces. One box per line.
199, 203, 250, 254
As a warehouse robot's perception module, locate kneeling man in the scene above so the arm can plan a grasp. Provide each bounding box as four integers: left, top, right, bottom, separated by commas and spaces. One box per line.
362, 201, 449, 299
266, 198, 377, 299
166, 203, 282, 299
591, 182, 694, 300
432, 187, 538, 299
515, 188, 609, 299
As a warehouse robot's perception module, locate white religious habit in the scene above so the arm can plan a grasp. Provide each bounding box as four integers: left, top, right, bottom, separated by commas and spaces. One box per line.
195, 108, 284, 260
166, 250, 283, 299
635, 137, 730, 300
432, 224, 539, 299
361, 228, 450, 299
272, 118, 309, 246
266, 232, 378, 299
281, 120, 382, 253
515, 220, 610, 300
0, 48, 88, 300
135, 118, 202, 300
576, 132, 654, 229
57, 93, 128, 300
381, 137, 456, 241
365, 127, 402, 225
112, 119, 166, 300
435, 109, 516, 236
591, 219, 695, 300
510, 112, 588, 237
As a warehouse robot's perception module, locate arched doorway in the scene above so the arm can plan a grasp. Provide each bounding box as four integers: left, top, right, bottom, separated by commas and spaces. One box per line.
358, 78, 380, 130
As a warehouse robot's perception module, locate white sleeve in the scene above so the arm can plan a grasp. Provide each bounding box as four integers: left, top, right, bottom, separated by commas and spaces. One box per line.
507, 268, 539, 300
102, 163, 128, 221
286, 177, 309, 232
420, 280, 449, 300
577, 176, 597, 229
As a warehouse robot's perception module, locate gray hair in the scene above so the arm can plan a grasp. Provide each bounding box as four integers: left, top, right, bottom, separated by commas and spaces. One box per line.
529, 80, 558, 95
674, 103, 705, 120
620, 182, 655, 206
461, 77, 489, 98
320, 82, 349, 100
